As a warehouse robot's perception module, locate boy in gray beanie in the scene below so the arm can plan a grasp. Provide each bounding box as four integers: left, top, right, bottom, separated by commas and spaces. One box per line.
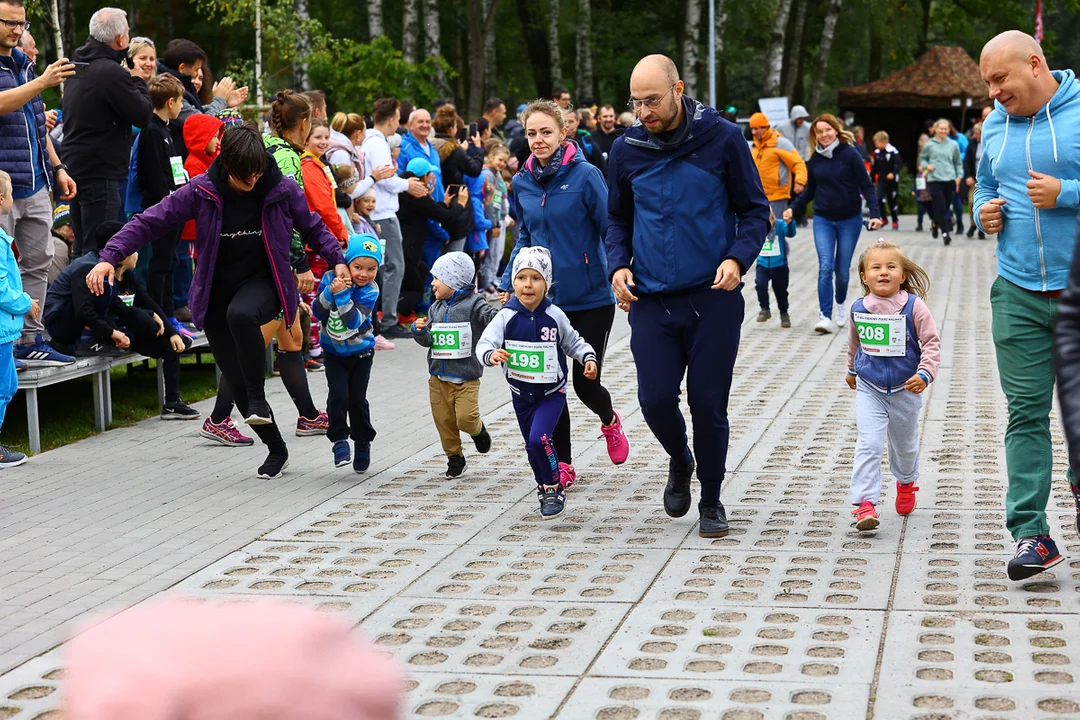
412, 252, 499, 478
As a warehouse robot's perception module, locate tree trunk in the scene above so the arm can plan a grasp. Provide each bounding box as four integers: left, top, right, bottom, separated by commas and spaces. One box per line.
764, 0, 793, 96
49, 0, 63, 98
575, 0, 593, 100
782, 0, 806, 100
868, 20, 883, 81
423, 0, 451, 97
467, 0, 485, 118
293, 0, 310, 90
516, 0, 553, 98
713, 0, 727, 108
682, 0, 701, 98
403, 0, 420, 64
368, 0, 383, 39
808, 0, 842, 115
61, 0, 76, 63
916, 0, 931, 57
549, 0, 561, 89
484, 0, 497, 98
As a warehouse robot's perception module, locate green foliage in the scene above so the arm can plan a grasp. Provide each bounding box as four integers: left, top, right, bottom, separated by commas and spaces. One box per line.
308, 36, 453, 110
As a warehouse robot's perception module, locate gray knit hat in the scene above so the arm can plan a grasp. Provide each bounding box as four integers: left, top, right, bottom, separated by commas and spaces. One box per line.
512, 246, 553, 288
431, 251, 475, 291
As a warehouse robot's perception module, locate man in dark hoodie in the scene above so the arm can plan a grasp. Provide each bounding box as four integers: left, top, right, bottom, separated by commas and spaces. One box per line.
61, 7, 151, 256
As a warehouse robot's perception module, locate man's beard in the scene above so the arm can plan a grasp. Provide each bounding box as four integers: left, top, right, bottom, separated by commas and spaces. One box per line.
654, 101, 681, 133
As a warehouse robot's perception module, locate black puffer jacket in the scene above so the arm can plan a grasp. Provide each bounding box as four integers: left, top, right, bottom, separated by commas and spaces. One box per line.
1053, 221, 1080, 472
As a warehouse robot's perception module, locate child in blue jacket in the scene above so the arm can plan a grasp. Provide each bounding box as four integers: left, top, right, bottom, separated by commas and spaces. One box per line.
755, 209, 797, 327
313, 233, 382, 474
476, 247, 596, 520
0, 171, 34, 467
463, 170, 492, 275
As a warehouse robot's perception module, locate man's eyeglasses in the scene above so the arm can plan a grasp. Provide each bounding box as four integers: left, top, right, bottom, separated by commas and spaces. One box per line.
0, 19, 29, 31
628, 84, 675, 110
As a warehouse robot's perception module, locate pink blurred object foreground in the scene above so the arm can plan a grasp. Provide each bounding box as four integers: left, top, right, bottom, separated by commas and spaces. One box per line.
66, 596, 402, 720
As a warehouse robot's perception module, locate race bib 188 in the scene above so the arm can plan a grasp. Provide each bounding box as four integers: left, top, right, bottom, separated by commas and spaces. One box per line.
430, 322, 471, 360
853, 312, 907, 357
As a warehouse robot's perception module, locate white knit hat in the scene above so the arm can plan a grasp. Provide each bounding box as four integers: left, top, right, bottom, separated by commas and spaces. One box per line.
430, 251, 476, 290
512, 247, 553, 287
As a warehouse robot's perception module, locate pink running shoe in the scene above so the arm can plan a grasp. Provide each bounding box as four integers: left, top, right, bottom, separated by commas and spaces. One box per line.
296, 411, 329, 436
374, 335, 395, 351
558, 462, 577, 491
200, 416, 254, 446
599, 411, 630, 465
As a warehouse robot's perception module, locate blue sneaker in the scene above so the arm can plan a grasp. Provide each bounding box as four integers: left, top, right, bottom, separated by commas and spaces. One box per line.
14, 358, 25, 372
1007, 536, 1064, 581
538, 484, 566, 520
353, 442, 370, 473
333, 440, 351, 468
14, 334, 75, 367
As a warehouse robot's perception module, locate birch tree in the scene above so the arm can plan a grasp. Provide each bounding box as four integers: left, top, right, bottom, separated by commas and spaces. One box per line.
575, 0, 593, 99
712, 0, 727, 107
294, 0, 310, 89
484, 0, 497, 98
764, 0, 793, 96
403, 0, 419, 64
808, 0, 842, 114
682, 0, 701, 98
549, 0, 561, 89
423, 0, 451, 97
368, 0, 383, 39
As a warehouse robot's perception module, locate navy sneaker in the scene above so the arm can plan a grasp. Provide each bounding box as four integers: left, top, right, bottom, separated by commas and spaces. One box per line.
1070, 480, 1080, 536
333, 440, 351, 468
15, 335, 75, 366
353, 441, 370, 473
538, 484, 566, 520
1007, 536, 1064, 581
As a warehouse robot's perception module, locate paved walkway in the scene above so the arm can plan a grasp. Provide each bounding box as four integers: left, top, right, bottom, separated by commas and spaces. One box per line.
1, 218, 1078, 719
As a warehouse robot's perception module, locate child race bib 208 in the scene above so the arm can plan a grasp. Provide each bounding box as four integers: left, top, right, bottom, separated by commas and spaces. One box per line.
853, 312, 907, 357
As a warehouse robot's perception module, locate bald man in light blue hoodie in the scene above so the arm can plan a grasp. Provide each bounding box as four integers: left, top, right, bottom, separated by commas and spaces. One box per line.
974, 30, 1080, 582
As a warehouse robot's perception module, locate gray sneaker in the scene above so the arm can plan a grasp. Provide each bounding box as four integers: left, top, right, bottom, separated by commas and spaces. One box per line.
757, 309, 772, 322
780, 313, 791, 328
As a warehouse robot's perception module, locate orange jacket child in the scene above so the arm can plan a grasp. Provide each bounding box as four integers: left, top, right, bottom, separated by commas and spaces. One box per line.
300, 151, 349, 242
181, 114, 224, 243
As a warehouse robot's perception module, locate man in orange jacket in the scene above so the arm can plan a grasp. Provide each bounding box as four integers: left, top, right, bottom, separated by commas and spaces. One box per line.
749, 112, 807, 219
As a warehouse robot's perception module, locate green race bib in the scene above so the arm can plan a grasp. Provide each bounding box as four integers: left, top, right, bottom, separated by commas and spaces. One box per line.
759, 235, 780, 258
325, 309, 356, 341
853, 312, 906, 357
170, 156, 188, 187
505, 340, 558, 384
430, 322, 471, 360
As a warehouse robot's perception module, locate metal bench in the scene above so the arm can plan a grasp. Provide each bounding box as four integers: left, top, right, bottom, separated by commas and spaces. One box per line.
17, 335, 214, 454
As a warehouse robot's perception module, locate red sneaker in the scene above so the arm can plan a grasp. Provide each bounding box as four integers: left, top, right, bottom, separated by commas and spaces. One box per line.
851, 501, 879, 531
398, 311, 418, 326
558, 462, 576, 491
895, 481, 919, 515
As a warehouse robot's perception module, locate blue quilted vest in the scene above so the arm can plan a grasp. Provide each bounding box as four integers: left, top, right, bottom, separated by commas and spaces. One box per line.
0, 49, 51, 193
851, 293, 921, 394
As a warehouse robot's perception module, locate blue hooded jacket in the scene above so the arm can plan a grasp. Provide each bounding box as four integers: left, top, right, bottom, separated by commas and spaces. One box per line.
399, 132, 450, 246
605, 98, 770, 295
463, 170, 492, 252
499, 143, 614, 311
756, 216, 797, 270
974, 69, 1080, 291
0, 227, 31, 345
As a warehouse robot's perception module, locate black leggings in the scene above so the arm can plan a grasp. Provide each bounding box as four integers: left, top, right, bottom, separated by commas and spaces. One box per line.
202, 276, 285, 449
554, 303, 616, 463
928, 181, 955, 235
148, 226, 181, 317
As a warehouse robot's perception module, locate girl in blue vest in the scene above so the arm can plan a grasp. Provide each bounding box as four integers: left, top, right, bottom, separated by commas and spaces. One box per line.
845, 240, 940, 531
477, 247, 596, 520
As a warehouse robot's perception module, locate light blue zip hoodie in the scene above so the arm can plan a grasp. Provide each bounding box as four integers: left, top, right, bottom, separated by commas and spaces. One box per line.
973, 69, 1080, 292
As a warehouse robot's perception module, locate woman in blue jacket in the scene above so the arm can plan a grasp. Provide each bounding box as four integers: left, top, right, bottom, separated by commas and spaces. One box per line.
498, 100, 630, 486
785, 113, 883, 335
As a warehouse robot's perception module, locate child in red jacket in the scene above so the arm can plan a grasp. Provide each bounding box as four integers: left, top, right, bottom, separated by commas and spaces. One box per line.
177, 114, 223, 323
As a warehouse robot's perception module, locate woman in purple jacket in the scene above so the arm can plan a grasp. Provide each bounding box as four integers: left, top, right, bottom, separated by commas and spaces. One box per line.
87, 125, 349, 479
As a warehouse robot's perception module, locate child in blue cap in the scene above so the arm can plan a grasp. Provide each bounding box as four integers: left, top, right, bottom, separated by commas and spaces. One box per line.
313, 233, 382, 472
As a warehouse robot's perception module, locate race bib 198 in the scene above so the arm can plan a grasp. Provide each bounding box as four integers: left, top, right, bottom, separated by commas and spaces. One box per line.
430, 322, 471, 360
505, 340, 558, 384
853, 312, 907, 357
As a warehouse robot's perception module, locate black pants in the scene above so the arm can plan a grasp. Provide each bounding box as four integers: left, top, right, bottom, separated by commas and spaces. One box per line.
202, 276, 285, 449
755, 264, 790, 313
876, 180, 900, 224
49, 303, 187, 404
71, 178, 123, 257
148, 225, 182, 317
324, 351, 376, 444
928, 181, 955, 235
553, 303, 616, 463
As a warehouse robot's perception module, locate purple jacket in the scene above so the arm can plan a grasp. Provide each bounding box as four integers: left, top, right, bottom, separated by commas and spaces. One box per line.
100, 174, 345, 329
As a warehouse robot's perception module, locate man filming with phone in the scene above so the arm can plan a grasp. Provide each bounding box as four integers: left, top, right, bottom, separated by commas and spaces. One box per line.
0, 0, 79, 367
60, 6, 151, 256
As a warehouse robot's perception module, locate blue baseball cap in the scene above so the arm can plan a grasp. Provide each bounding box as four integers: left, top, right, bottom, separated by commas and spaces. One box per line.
406, 158, 432, 177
